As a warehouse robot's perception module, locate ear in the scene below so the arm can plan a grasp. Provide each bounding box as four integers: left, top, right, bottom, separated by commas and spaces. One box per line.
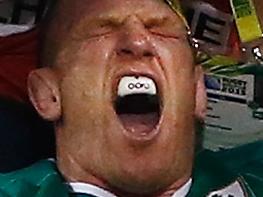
194, 65, 207, 122
27, 68, 61, 121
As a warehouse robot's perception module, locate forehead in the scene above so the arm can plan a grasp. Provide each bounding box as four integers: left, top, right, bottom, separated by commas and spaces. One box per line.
61, 0, 183, 23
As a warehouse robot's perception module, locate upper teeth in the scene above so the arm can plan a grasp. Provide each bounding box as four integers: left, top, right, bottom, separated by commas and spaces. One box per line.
118, 76, 157, 97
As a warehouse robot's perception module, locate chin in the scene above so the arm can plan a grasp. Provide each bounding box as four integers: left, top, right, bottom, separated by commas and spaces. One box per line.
109, 171, 175, 196
100, 150, 190, 196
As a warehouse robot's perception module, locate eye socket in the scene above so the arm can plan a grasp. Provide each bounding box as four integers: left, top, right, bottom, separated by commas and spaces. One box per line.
88, 20, 121, 37
144, 19, 188, 40
73, 20, 122, 40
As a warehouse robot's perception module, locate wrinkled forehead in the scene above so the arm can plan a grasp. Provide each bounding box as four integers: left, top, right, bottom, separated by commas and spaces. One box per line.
57, 0, 187, 27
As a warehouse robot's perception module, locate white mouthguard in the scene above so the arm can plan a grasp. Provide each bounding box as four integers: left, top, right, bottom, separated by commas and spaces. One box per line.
118, 76, 157, 97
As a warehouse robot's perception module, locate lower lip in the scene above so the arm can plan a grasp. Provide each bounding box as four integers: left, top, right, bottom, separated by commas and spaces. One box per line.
118, 113, 163, 144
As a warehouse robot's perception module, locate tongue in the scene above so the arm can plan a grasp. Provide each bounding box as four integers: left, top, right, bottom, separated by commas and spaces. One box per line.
118, 112, 159, 135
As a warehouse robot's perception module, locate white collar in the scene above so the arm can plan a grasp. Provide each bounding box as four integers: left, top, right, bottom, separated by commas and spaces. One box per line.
68, 178, 192, 197
68, 182, 117, 197
171, 178, 192, 197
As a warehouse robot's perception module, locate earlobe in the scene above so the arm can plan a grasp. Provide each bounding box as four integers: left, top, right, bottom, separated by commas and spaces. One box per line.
195, 65, 207, 122
27, 68, 61, 121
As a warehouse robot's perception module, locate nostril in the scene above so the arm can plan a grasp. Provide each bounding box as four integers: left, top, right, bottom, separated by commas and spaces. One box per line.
118, 49, 154, 57
143, 51, 153, 57
120, 48, 133, 55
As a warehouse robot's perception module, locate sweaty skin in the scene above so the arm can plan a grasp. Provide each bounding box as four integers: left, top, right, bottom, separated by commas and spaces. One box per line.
28, 0, 205, 196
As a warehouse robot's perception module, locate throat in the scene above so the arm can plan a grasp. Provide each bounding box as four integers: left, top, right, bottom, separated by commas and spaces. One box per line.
118, 113, 159, 135
115, 94, 160, 134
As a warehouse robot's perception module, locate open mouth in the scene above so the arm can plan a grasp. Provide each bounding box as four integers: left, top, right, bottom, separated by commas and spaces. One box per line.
114, 76, 161, 137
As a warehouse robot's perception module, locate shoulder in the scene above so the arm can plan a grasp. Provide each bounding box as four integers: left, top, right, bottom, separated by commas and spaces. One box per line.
189, 142, 263, 196
233, 142, 263, 197
0, 160, 68, 197
213, 140, 263, 194
212, 141, 263, 172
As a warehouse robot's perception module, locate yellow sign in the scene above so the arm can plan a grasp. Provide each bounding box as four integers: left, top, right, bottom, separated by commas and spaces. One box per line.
230, 0, 263, 43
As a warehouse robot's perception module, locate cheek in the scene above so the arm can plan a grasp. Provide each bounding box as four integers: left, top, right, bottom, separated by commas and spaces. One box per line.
58, 73, 109, 163
153, 38, 193, 69
155, 39, 195, 106
76, 37, 116, 70
57, 38, 117, 140
60, 74, 100, 131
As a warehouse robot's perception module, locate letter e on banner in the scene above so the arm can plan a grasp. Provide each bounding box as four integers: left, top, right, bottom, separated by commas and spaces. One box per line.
183, 1, 233, 55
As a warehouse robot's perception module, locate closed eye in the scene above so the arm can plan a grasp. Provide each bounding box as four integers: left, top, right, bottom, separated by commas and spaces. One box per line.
72, 18, 122, 40
144, 17, 188, 40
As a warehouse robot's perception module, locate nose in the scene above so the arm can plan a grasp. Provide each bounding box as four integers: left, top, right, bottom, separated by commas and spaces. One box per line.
116, 16, 156, 59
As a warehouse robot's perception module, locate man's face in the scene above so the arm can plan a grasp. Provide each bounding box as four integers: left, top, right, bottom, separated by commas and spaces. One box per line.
43, 0, 198, 195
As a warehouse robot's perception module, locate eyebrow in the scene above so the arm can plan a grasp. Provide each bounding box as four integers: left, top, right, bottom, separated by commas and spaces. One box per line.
79, 11, 126, 26
72, 6, 187, 38
88, 13, 182, 27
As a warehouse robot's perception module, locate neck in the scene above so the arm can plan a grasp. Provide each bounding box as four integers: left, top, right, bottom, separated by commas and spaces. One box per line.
57, 152, 192, 197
